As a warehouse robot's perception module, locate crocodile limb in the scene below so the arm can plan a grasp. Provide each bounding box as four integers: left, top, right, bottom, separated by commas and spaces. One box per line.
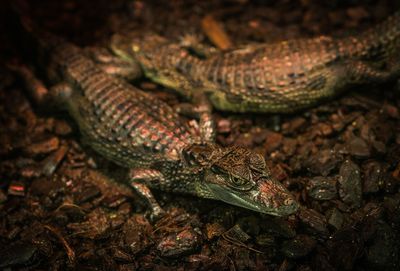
9, 10, 299, 219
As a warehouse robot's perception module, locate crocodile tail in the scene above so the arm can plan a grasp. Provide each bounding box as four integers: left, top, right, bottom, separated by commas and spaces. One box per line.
343, 10, 400, 60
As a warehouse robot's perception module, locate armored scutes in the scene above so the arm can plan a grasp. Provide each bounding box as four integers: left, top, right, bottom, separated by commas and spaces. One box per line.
110, 11, 400, 113
12, 12, 298, 217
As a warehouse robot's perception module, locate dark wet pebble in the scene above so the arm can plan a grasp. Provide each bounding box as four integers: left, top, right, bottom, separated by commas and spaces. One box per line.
24, 137, 60, 156
306, 176, 337, 200
362, 160, 384, 194
261, 217, 296, 238
205, 222, 225, 240
347, 137, 370, 158
281, 234, 317, 259
235, 132, 254, 148
251, 127, 268, 144
255, 233, 275, 247
317, 123, 333, 136
305, 149, 342, 176
67, 208, 111, 239
30, 177, 65, 198
264, 130, 283, 153
0, 241, 39, 269
327, 228, 363, 270
326, 208, 344, 230
224, 224, 251, 242
298, 207, 329, 236
383, 103, 400, 119
282, 117, 306, 134
282, 138, 298, 156
338, 160, 362, 208
346, 6, 369, 21
157, 228, 201, 257
54, 119, 73, 136
0, 189, 7, 203
110, 247, 135, 263
123, 215, 153, 255
73, 183, 101, 204
217, 118, 231, 134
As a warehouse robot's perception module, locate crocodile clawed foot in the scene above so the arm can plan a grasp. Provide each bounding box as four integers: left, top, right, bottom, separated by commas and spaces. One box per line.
147, 206, 166, 223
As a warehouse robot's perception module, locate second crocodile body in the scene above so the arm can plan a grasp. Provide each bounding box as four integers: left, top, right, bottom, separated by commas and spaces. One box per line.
111, 11, 400, 113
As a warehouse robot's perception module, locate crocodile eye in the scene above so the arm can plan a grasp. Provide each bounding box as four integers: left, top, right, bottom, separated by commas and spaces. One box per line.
229, 175, 255, 191
211, 165, 224, 174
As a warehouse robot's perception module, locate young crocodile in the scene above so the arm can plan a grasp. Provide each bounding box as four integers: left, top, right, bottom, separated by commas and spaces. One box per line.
11, 14, 298, 218
109, 11, 400, 113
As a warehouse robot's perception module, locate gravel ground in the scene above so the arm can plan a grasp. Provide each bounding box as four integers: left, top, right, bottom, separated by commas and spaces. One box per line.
1, 0, 400, 270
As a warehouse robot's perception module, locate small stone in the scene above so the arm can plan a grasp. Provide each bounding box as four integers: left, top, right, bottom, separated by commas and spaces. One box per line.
346, 6, 369, 21
54, 120, 73, 136
73, 184, 101, 204
264, 130, 283, 153
327, 228, 363, 270
255, 234, 275, 247
306, 176, 337, 200
123, 215, 153, 255
24, 137, 60, 156
157, 228, 201, 257
272, 164, 289, 182
282, 138, 297, 156
251, 127, 268, 145
362, 161, 384, 194
111, 248, 134, 263
217, 118, 231, 134
318, 123, 333, 136
383, 103, 399, 119
205, 223, 225, 240
366, 222, 398, 269
0, 189, 7, 203
140, 82, 158, 90
305, 149, 342, 176
67, 208, 110, 239
298, 207, 329, 236
326, 208, 344, 230
282, 117, 306, 134
223, 224, 251, 243
347, 137, 370, 158
281, 235, 317, 259
338, 160, 362, 208
236, 133, 253, 148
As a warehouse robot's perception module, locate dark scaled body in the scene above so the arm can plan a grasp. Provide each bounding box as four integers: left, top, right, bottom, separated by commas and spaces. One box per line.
12, 13, 298, 217
111, 11, 400, 113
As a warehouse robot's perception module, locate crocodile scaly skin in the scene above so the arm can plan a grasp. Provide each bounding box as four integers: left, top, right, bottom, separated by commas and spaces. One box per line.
13, 15, 298, 217
111, 11, 400, 113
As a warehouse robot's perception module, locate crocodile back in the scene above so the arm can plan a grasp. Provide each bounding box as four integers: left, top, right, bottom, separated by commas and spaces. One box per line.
52, 43, 196, 167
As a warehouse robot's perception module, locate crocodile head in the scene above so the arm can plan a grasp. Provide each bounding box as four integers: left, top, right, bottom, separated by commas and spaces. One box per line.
110, 32, 169, 71
184, 144, 299, 216
110, 33, 190, 91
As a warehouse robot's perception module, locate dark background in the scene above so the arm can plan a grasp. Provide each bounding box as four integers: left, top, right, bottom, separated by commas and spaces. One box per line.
1, 0, 400, 270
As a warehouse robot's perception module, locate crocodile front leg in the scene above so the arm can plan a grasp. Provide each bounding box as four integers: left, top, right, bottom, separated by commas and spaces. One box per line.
175, 91, 216, 143
128, 168, 166, 220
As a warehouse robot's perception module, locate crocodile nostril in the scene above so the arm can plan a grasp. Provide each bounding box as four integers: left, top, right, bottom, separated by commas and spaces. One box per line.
284, 198, 294, 206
